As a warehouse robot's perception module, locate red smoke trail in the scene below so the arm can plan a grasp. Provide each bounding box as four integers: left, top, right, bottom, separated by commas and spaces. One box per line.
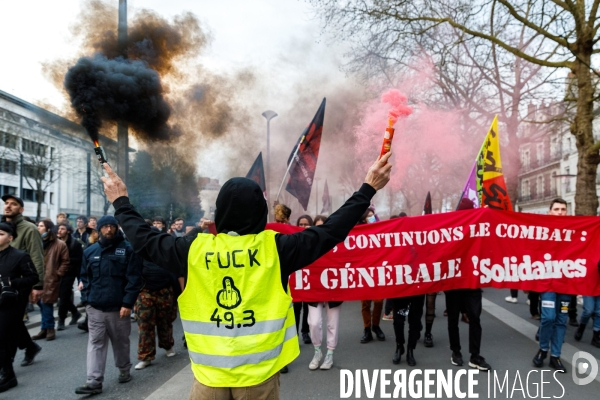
381, 89, 413, 124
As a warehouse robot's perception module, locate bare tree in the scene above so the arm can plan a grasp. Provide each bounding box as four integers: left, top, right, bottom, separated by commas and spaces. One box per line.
17, 134, 67, 220
311, 0, 600, 214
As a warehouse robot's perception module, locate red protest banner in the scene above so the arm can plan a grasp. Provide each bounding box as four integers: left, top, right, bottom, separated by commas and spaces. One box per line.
267, 209, 600, 302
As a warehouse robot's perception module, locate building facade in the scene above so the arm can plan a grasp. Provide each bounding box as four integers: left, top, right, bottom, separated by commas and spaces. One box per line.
0, 89, 121, 221
516, 102, 600, 214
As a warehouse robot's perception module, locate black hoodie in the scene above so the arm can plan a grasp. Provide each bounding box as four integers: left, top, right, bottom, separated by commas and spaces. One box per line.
113, 179, 376, 289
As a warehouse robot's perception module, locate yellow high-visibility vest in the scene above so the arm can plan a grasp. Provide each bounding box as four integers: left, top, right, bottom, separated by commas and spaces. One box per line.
179, 230, 299, 387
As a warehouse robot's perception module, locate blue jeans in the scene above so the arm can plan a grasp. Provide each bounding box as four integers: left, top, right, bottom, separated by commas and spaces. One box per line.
539, 292, 570, 357
581, 296, 600, 331
38, 300, 55, 329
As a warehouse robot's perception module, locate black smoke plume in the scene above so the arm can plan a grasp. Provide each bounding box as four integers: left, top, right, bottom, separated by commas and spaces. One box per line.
64, 54, 179, 142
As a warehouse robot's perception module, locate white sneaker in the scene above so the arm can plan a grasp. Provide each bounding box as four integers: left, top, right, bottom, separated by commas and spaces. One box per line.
309, 349, 322, 370
505, 296, 517, 304
526, 299, 530, 306
135, 360, 151, 370
166, 348, 176, 357
320, 353, 333, 370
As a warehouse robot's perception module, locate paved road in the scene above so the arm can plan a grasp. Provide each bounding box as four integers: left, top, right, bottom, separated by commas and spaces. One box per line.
4, 288, 600, 399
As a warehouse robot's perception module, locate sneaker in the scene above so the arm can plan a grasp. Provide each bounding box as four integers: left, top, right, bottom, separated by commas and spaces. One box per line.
382, 313, 393, 321
70, 311, 82, 326
21, 342, 42, 366
526, 299, 530, 306
135, 361, 151, 370
469, 355, 491, 371
166, 348, 176, 357
118, 371, 132, 383
75, 384, 102, 395
451, 351, 463, 366
532, 349, 547, 367
302, 332, 312, 344
0, 371, 18, 393
423, 333, 433, 348
549, 357, 567, 373
309, 349, 323, 370
505, 296, 517, 304
57, 319, 66, 331
320, 353, 333, 370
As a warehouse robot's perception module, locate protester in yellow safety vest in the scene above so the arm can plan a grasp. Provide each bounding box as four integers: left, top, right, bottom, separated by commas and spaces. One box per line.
100, 152, 392, 400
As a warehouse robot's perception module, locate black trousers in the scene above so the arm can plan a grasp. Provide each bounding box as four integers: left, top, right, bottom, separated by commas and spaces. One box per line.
58, 275, 78, 320
384, 299, 393, 315
445, 289, 482, 356
293, 302, 309, 334
392, 295, 425, 349
568, 295, 577, 320
12, 295, 34, 359
528, 291, 540, 316
0, 304, 22, 374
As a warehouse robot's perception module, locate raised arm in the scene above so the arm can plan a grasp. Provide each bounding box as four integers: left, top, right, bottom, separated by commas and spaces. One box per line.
277, 152, 392, 275
102, 163, 193, 276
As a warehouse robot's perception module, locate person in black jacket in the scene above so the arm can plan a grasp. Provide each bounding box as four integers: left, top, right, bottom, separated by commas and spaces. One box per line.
56, 222, 83, 330
0, 221, 39, 393
75, 216, 143, 396
99, 152, 391, 398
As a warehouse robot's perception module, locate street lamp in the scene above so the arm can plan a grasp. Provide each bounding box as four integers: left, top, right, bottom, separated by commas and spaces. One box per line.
262, 110, 277, 220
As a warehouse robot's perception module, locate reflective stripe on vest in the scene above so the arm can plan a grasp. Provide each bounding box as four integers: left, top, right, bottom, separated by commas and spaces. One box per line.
187, 323, 297, 369
179, 230, 300, 387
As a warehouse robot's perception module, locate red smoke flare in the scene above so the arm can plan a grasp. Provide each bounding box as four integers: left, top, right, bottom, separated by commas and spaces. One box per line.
381, 89, 412, 124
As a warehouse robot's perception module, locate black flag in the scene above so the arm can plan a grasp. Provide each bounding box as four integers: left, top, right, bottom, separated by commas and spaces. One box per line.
321, 179, 332, 214
246, 152, 267, 198
423, 191, 432, 215
285, 98, 326, 210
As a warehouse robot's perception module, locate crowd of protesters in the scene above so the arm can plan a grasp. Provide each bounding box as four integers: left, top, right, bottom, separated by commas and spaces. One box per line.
0, 192, 190, 395
1, 185, 599, 397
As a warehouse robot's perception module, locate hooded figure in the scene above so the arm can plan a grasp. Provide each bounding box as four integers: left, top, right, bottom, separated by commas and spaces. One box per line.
215, 178, 268, 235
100, 153, 391, 399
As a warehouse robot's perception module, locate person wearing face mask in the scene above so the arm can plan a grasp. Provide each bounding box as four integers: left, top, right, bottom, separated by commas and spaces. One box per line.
0, 221, 39, 393
31, 220, 69, 342
358, 208, 386, 343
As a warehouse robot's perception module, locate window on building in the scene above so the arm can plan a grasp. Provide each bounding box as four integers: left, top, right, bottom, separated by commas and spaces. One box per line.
22, 164, 46, 180
551, 172, 557, 195
22, 189, 45, 203
21, 138, 47, 157
550, 137, 558, 158
522, 150, 530, 170
565, 167, 572, 193
49, 192, 54, 204
0, 185, 17, 197
537, 176, 544, 197
0, 158, 17, 174
0, 132, 18, 149
522, 179, 530, 199
537, 143, 544, 166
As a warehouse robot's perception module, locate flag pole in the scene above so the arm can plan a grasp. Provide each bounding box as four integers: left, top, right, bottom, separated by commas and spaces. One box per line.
275, 135, 305, 202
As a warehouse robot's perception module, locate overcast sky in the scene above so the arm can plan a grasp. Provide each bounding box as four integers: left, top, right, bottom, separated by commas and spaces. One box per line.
0, 0, 366, 215
0, 0, 345, 106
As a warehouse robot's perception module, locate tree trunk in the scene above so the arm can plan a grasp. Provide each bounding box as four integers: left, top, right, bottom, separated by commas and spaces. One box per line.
572, 55, 600, 215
